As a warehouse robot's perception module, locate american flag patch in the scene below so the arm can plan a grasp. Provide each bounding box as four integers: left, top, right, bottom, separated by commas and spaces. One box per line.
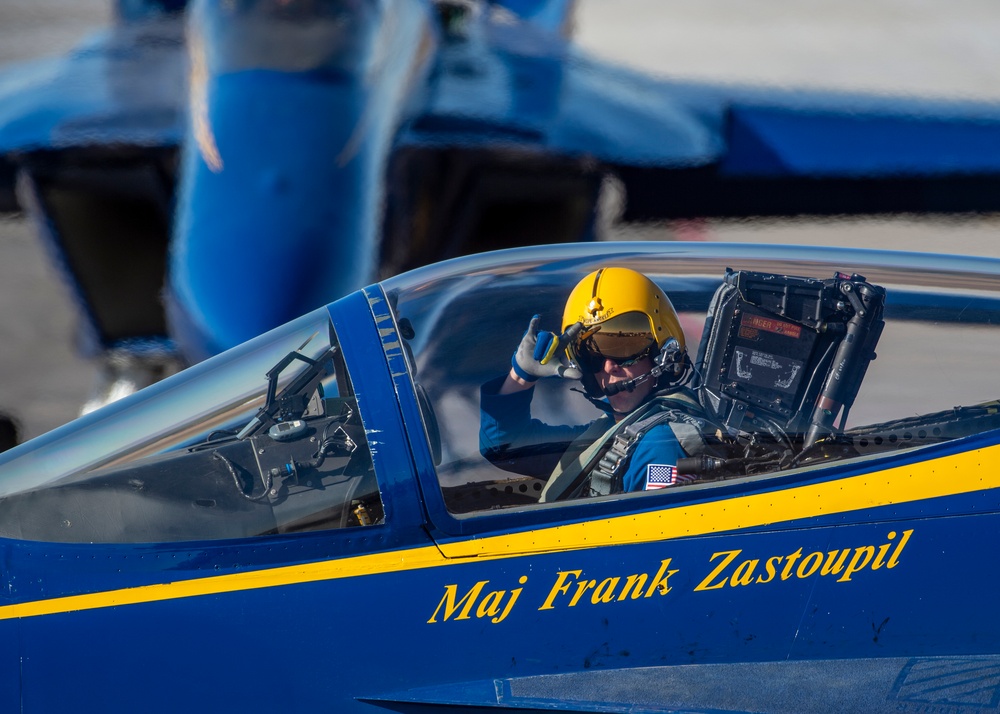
645, 463, 695, 489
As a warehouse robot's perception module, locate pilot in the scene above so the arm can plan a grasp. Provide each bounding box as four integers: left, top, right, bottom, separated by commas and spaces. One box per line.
480, 266, 717, 500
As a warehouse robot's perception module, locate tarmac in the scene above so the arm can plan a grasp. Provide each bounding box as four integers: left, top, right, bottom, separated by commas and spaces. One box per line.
0, 0, 998, 439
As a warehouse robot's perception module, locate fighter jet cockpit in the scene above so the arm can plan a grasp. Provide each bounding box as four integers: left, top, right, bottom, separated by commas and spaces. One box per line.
2, 245, 999, 545
0, 308, 381, 543
384, 247, 1000, 516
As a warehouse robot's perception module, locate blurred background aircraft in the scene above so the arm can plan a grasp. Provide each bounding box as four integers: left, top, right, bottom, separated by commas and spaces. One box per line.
1, 0, 1000, 442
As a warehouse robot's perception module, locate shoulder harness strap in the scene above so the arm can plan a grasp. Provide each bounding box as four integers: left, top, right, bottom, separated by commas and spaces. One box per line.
590, 393, 711, 497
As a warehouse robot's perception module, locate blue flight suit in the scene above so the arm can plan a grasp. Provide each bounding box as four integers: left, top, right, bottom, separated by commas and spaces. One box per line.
479, 375, 688, 493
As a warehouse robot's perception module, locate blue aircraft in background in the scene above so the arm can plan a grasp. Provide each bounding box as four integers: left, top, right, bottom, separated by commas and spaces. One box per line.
3, 0, 1000, 414
1, 240, 1000, 711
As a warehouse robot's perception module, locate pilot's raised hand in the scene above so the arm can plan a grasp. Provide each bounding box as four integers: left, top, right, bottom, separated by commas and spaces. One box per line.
510, 316, 583, 382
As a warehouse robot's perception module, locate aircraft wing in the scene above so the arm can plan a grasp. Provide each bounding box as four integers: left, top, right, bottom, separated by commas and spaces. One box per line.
397, 15, 1000, 220
0, 14, 185, 210
610, 79, 1000, 220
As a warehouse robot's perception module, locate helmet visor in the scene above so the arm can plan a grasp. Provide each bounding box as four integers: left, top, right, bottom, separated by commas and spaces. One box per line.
574, 312, 656, 370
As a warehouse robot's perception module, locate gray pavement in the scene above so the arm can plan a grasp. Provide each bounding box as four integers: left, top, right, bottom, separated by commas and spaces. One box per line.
576, 0, 1000, 101
0, 0, 110, 65
1, 0, 999, 438
0, 215, 93, 438
0, 0, 109, 439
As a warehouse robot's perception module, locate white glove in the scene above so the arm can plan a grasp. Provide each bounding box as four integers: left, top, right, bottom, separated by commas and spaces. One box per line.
510, 316, 583, 382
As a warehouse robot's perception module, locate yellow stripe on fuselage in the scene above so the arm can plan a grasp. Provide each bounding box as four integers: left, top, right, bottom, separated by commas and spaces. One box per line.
0, 544, 448, 621
441, 441, 1000, 558
1, 442, 997, 620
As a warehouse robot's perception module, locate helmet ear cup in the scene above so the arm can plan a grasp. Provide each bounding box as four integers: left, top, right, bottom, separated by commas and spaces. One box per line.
657, 338, 684, 373
652, 339, 691, 389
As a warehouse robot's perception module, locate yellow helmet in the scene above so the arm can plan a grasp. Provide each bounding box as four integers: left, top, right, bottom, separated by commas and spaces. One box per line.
562, 267, 687, 394
564, 265, 683, 343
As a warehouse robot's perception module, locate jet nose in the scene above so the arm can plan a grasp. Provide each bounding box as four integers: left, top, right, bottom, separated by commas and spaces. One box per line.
168, 0, 431, 362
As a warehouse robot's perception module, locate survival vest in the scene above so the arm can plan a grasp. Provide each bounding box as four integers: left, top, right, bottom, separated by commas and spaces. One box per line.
540, 388, 720, 501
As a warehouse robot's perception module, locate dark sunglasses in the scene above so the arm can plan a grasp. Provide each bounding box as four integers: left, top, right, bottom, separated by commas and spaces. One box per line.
575, 334, 655, 371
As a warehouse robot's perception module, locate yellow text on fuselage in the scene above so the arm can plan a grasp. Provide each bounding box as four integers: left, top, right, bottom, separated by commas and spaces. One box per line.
694, 529, 913, 591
